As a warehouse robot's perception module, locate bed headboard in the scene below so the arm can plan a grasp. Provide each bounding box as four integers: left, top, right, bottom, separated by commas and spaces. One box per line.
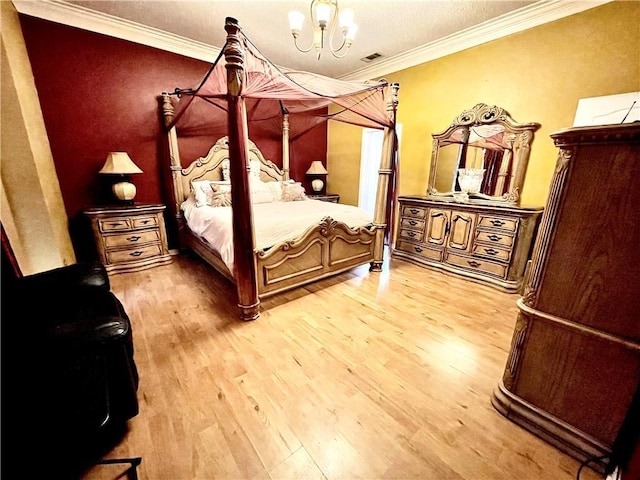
175, 136, 285, 204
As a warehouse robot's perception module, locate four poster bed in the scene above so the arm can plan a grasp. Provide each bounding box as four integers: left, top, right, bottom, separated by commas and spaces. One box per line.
161, 17, 399, 320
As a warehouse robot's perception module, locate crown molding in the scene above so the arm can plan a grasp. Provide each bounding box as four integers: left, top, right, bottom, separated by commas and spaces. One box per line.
340, 0, 614, 81
13, 0, 614, 81
12, 0, 221, 62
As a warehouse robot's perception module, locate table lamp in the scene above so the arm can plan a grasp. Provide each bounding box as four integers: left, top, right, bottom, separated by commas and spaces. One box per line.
99, 152, 143, 203
306, 160, 328, 195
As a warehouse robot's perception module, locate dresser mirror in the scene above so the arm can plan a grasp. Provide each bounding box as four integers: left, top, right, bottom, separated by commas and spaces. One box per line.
428, 104, 541, 204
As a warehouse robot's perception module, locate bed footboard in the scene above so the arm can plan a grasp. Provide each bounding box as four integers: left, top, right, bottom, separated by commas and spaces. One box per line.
256, 217, 375, 297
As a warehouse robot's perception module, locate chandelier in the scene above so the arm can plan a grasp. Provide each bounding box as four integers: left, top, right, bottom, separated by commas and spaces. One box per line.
288, 0, 358, 59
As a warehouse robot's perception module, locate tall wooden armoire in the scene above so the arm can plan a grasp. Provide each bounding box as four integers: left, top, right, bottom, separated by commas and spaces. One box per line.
491, 123, 640, 474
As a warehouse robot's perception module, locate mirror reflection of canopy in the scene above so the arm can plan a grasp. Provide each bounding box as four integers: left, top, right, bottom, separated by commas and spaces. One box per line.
428, 104, 541, 204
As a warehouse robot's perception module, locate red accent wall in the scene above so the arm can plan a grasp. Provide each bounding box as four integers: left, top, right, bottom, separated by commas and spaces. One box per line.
18, 15, 327, 258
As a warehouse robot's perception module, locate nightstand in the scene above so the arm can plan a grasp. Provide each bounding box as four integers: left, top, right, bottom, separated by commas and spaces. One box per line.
84, 203, 172, 274
309, 193, 340, 203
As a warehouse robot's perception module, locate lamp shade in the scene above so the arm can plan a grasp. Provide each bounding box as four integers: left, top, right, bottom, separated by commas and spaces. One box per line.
306, 160, 328, 175
99, 152, 143, 175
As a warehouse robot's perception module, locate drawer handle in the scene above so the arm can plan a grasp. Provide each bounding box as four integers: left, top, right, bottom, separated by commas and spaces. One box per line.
127, 235, 142, 242
140, 220, 152, 225
409, 208, 419, 214
487, 234, 502, 242
467, 260, 482, 268
129, 251, 143, 257
414, 246, 423, 253
108, 222, 125, 227
408, 220, 418, 226
407, 231, 416, 237
484, 248, 499, 255
490, 219, 506, 227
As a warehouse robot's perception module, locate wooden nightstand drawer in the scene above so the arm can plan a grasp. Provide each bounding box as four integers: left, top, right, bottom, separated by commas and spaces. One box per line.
103, 230, 161, 249
84, 203, 172, 274
309, 193, 339, 203
99, 217, 133, 232
106, 244, 164, 264
132, 215, 159, 229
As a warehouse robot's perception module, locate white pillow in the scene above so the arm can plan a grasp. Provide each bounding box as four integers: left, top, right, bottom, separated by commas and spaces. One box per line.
281, 182, 307, 202
250, 177, 274, 204
267, 181, 283, 202
249, 159, 261, 179
191, 180, 214, 207
221, 159, 230, 181
192, 180, 232, 207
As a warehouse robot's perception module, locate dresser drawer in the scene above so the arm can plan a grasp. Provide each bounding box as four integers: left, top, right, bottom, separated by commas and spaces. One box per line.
475, 230, 514, 248
132, 215, 159, 229
103, 229, 161, 249
399, 228, 424, 242
478, 215, 518, 232
445, 252, 508, 278
98, 214, 160, 233
401, 205, 427, 219
106, 244, 164, 264
472, 244, 511, 262
99, 217, 132, 232
400, 217, 426, 230
396, 240, 442, 261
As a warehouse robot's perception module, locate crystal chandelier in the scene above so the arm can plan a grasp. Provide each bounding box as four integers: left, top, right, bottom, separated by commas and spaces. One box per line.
288, 0, 358, 60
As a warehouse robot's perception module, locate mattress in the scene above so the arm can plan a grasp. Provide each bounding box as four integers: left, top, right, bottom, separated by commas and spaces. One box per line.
181, 196, 374, 270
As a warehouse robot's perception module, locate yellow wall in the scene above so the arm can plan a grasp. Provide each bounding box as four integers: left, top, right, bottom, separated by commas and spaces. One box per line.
328, 1, 640, 207
1, 1, 76, 274
327, 121, 364, 206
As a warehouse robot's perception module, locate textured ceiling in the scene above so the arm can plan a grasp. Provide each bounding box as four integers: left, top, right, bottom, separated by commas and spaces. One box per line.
62, 0, 538, 78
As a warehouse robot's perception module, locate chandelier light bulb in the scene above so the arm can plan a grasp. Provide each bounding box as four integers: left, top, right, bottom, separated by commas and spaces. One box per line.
346, 23, 358, 41
288, 11, 304, 34
315, 2, 331, 28
338, 8, 354, 30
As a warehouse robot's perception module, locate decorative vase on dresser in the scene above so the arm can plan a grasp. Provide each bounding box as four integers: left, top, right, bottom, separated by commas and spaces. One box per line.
392, 103, 544, 292
491, 123, 640, 475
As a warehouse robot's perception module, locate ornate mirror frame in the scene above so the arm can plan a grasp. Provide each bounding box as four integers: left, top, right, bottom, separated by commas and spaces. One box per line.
427, 103, 541, 204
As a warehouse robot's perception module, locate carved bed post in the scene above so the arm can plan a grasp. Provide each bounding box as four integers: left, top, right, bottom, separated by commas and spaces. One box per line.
162, 92, 184, 225
282, 112, 291, 181
224, 17, 260, 321
370, 82, 399, 271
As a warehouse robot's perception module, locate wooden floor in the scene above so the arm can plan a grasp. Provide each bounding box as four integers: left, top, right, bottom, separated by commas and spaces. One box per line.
81, 252, 601, 480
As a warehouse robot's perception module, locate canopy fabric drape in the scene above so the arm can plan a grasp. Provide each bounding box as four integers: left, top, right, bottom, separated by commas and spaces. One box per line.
165, 28, 396, 135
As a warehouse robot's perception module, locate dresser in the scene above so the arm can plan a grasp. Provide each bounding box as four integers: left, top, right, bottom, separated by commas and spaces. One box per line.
491, 124, 640, 474
84, 203, 172, 274
393, 196, 542, 292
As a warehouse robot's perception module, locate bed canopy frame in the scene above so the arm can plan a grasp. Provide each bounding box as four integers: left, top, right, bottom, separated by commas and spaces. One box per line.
161, 17, 399, 320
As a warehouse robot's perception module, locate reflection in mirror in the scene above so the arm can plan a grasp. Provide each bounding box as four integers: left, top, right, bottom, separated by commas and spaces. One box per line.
427, 104, 540, 204
434, 144, 458, 192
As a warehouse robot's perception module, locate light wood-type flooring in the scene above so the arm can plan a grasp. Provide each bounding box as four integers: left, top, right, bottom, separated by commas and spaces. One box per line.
81, 252, 602, 480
